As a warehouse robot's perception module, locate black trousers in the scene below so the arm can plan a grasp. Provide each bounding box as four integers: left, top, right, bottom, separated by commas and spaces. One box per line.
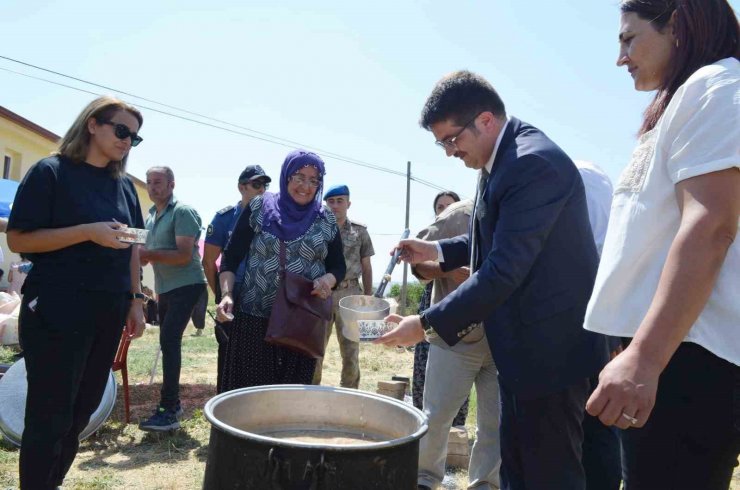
499, 377, 590, 490
19, 284, 128, 490
621, 342, 740, 490
190, 288, 208, 330
157, 283, 206, 410
145, 299, 158, 325
582, 376, 622, 490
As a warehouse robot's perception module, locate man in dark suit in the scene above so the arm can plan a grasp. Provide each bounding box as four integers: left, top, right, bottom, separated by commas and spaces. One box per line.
376, 70, 610, 490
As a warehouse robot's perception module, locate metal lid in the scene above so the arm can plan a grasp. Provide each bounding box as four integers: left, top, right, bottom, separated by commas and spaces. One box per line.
0, 359, 117, 446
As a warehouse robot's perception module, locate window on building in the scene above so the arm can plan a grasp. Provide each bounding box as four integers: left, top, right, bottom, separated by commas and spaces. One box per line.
2, 156, 10, 179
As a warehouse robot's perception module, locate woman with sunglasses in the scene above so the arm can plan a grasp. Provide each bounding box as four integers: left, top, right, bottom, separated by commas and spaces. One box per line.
584, 1, 739, 487
216, 149, 345, 390
7, 96, 146, 489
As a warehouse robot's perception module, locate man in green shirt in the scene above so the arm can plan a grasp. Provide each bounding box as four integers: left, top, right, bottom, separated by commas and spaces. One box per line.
138, 166, 207, 432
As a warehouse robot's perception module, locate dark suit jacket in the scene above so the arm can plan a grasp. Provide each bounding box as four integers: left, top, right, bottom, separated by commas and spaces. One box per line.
427, 117, 609, 399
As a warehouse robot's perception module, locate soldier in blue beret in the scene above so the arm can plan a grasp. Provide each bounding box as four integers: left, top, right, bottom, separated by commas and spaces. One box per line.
202, 164, 271, 393
313, 184, 374, 388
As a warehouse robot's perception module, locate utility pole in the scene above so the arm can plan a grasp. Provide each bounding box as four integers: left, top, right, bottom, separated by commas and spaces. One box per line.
400, 161, 411, 315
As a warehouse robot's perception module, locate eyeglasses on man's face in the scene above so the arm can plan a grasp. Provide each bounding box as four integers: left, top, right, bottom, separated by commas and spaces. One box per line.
289, 174, 321, 188
100, 120, 143, 147
435, 112, 482, 152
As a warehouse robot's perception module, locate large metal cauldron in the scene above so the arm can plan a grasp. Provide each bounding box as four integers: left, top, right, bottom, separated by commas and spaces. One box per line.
203, 385, 428, 489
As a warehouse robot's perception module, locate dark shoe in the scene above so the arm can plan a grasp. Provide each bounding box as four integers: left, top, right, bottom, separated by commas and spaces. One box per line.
139, 406, 180, 432
175, 401, 184, 418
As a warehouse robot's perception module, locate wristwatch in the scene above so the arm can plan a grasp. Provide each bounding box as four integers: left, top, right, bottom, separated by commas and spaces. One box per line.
130, 292, 147, 301
419, 311, 435, 336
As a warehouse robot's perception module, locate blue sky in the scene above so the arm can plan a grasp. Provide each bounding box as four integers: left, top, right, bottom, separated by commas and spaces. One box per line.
2, 1, 737, 282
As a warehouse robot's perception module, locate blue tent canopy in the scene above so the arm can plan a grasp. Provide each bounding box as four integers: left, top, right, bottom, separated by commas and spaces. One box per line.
0, 179, 20, 218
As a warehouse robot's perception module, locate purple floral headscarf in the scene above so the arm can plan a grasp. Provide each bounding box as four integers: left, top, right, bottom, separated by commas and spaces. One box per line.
260, 149, 326, 241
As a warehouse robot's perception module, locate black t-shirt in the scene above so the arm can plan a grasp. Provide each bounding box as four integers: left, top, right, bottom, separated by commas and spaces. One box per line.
8, 155, 145, 292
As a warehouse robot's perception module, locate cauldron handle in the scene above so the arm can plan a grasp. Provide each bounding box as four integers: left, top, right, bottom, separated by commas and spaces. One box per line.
304, 452, 334, 490
265, 448, 285, 490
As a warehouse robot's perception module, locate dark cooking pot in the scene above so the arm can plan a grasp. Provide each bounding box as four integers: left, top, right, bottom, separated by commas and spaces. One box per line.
203, 384, 428, 489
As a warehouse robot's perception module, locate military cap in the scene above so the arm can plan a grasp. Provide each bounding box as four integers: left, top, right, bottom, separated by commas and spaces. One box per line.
323, 184, 350, 200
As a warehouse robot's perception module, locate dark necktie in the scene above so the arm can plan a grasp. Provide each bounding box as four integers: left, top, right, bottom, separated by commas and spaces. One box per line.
470, 168, 490, 272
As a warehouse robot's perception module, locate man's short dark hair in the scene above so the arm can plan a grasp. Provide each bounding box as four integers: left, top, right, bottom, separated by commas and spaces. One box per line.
420, 70, 506, 130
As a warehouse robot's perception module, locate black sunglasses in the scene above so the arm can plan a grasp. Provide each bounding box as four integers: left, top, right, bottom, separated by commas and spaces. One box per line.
100, 120, 143, 147
241, 180, 269, 190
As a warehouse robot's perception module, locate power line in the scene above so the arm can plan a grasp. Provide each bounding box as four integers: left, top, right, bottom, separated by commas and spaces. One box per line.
0, 55, 450, 193
0, 55, 403, 177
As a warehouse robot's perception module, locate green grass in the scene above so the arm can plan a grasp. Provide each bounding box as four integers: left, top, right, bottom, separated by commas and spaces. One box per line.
0, 346, 16, 364
465, 387, 478, 439
124, 326, 219, 379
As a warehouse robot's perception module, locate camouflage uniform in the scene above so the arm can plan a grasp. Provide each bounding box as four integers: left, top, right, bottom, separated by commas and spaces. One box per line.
312, 217, 374, 388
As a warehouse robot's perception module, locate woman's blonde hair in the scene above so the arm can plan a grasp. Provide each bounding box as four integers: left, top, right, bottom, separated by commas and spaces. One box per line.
56, 96, 143, 177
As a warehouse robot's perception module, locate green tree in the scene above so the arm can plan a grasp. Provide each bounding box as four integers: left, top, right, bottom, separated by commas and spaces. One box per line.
389, 281, 427, 313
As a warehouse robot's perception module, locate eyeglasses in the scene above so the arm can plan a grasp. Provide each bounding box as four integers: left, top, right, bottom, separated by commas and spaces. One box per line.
289, 174, 321, 188
100, 121, 143, 147
241, 180, 269, 190
435, 112, 482, 152
288, 174, 321, 189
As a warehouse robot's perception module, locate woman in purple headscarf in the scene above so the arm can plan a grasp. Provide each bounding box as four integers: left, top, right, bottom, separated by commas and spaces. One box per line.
216, 150, 346, 390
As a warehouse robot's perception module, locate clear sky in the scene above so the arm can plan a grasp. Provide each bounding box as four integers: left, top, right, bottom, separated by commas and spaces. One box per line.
2, 1, 738, 283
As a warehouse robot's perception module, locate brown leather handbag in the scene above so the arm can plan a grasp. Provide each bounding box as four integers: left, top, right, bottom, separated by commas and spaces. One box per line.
265, 241, 332, 359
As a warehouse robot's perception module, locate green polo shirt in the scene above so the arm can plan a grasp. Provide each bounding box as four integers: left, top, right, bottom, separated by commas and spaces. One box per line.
145, 195, 207, 294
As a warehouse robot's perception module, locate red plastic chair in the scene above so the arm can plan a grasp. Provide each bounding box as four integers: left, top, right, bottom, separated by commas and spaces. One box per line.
112, 328, 134, 423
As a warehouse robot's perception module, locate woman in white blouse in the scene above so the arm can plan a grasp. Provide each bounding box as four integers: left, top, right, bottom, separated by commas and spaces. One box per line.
584, 0, 739, 488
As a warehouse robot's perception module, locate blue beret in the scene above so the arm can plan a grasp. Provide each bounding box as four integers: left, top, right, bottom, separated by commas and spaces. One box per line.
323, 185, 350, 200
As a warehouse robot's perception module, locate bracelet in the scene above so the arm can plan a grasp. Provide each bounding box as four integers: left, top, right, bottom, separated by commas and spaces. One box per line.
130, 292, 147, 301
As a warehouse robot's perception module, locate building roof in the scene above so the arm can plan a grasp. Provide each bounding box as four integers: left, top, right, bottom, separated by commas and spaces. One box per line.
0, 105, 61, 143
128, 173, 147, 187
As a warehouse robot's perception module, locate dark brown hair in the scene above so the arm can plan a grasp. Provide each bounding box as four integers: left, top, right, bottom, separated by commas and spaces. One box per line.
56, 96, 143, 177
620, 0, 739, 134
433, 190, 461, 214
420, 70, 506, 130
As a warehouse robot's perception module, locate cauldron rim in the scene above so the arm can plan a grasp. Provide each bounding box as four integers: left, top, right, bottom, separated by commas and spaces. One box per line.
204, 384, 428, 452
